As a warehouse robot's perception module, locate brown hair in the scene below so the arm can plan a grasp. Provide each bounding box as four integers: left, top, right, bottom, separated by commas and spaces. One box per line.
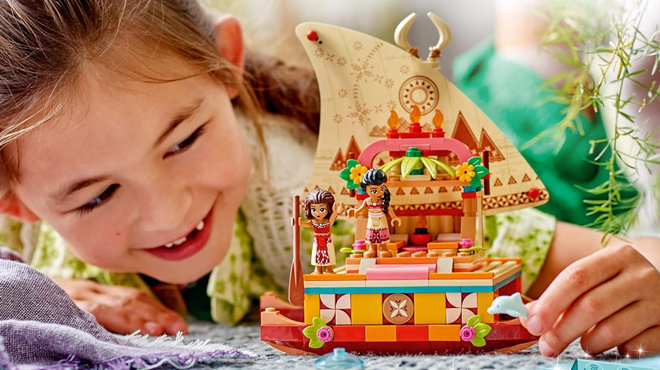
0, 0, 320, 194
303, 189, 335, 221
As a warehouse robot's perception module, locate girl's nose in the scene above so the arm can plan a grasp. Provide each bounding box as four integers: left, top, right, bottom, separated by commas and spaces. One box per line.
138, 180, 192, 232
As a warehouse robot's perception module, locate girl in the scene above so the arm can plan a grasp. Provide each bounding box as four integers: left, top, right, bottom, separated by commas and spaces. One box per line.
0, 0, 658, 359
299, 189, 344, 274
347, 169, 401, 258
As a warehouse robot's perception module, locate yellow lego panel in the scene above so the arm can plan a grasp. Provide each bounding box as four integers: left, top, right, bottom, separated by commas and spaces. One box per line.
428, 325, 461, 341
351, 294, 383, 325
365, 326, 397, 342
304, 294, 320, 325
414, 293, 446, 324
477, 292, 495, 323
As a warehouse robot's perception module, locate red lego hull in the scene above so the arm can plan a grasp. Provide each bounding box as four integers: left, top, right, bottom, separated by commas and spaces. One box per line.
261, 320, 538, 356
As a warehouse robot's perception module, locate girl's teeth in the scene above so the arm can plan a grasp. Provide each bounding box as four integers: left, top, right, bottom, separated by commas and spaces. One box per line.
165, 243, 174, 248
173, 237, 187, 246
196, 221, 204, 230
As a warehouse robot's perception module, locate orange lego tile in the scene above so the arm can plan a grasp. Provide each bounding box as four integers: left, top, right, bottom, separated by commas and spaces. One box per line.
427, 242, 459, 250
429, 272, 494, 280
365, 325, 397, 342
386, 240, 407, 251
428, 325, 461, 341
304, 274, 366, 281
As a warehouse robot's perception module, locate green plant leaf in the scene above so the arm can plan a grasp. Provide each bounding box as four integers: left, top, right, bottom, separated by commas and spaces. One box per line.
467, 315, 481, 327
471, 336, 486, 347
468, 157, 482, 166
473, 165, 489, 177
338, 168, 352, 181
302, 326, 318, 340
347, 182, 359, 190
312, 317, 327, 329
346, 159, 360, 169
474, 323, 492, 337
420, 157, 437, 179
339, 247, 355, 254
379, 157, 404, 174
427, 157, 456, 177
401, 157, 419, 179
309, 338, 323, 349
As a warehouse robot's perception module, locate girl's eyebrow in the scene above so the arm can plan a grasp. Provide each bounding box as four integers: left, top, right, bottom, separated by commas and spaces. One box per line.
51, 175, 110, 202
153, 97, 204, 148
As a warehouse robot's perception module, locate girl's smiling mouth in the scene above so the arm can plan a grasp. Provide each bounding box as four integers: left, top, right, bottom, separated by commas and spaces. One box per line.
144, 206, 215, 261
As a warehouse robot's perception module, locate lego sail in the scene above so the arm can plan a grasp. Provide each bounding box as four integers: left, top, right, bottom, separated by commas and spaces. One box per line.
296, 16, 548, 216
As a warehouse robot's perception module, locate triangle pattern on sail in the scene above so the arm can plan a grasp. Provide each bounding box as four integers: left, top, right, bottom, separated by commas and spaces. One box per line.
296, 22, 548, 215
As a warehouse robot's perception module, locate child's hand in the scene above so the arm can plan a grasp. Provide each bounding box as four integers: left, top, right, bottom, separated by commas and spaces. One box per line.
522, 244, 660, 357
53, 277, 188, 336
347, 208, 356, 218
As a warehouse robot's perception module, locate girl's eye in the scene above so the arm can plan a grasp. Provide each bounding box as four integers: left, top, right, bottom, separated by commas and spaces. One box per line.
320, 208, 326, 213
371, 190, 376, 194
77, 184, 119, 216
164, 124, 207, 158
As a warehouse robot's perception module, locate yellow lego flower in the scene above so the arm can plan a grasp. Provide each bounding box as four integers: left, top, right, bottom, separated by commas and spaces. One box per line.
456, 162, 475, 183
349, 164, 368, 184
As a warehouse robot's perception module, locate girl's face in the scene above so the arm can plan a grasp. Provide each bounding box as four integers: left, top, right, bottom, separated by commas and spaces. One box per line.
309, 203, 329, 221
366, 184, 386, 202
12, 65, 251, 284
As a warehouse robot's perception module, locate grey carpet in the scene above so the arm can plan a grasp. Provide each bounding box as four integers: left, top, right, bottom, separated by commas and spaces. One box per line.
186, 320, 622, 370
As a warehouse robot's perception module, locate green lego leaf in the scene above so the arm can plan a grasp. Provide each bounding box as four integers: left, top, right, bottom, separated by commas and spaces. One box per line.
467, 315, 481, 328
302, 326, 318, 340
346, 159, 360, 169
475, 323, 492, 337
308, 338, 323, 349
469, 178, 483, 188
471, 336, 486, 347
312, 317, 327, 329
379, 157, 404, 174
346, 182, 360, 190
427, 157, 456, 177
338, 168, 352, 181
340, 247, 354, 254
401, 157, 419, 178
474, 165, 489, 177
468, 157, 482, 166
420, 157, 437, 179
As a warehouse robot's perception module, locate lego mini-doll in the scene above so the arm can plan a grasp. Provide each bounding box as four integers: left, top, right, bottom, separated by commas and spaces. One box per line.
348, 168, 401, 258
299, 189, 345, 274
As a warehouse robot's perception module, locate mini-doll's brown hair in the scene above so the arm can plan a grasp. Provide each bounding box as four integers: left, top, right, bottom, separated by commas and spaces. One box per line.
0, 0, 320, 195
304, 189, 335, 221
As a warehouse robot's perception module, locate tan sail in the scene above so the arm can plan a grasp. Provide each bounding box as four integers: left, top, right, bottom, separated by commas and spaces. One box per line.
295, 16, 548, 217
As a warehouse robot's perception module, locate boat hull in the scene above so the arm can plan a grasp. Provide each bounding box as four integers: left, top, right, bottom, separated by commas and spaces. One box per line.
261, 321, 538, 355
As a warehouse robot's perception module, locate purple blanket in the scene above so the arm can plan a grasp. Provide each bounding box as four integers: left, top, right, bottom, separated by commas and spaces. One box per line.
0, 248, 251, 369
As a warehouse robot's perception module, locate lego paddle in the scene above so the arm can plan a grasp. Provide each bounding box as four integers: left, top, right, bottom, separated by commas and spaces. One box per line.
289, 195, 304, 306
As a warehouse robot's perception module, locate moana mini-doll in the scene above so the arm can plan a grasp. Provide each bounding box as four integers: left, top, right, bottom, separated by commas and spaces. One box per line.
348, 168, 401, 258
299, 189, 344, 274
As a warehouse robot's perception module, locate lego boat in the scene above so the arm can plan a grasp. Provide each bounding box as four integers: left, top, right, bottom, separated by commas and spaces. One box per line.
261, 13, 548, 355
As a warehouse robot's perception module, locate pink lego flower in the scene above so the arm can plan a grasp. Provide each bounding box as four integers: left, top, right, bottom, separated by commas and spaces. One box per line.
317, 327, 334, 343
460, 325, 476, 342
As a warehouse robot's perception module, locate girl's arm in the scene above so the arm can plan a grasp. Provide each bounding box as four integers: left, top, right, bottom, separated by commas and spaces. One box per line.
297, 217, 312, 228
388, 208, 401, 227
348, 200, 367, 218
328, 202, 344, 225
522, 222, 660, 357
